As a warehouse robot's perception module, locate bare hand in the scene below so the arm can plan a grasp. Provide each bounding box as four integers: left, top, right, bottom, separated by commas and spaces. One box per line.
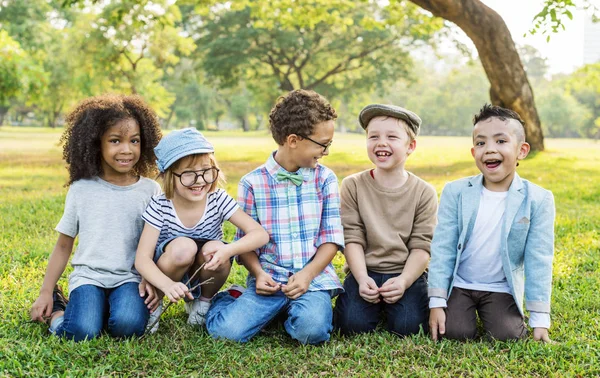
533, 327, 552, 343
139, 279, 160, 312
163, 282, 194, 303
429, 307, 446, 341
204, 249, 230, 271
30, 292, 53, 323
379, 276, 407, 304
357, 276, 380, 303
255, 271, 281, 296
282, 271, 311, 299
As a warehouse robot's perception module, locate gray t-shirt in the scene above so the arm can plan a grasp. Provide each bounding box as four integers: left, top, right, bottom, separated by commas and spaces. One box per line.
56, 176, 161, 292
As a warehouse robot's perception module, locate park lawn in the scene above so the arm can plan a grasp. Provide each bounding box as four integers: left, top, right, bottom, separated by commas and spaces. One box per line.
0, 127, 599, 377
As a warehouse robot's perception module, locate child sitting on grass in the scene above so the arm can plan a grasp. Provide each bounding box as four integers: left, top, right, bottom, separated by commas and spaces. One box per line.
428, 104, 555, 342
30, 94, 163, 341
135, 128, 269, 333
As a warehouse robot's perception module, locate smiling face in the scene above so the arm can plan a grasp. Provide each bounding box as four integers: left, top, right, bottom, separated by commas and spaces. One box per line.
366, 116, 416, 172
172, 154, 216, 203
471, 117, 530, 192
288, 120, 335, 171
100, 118, 141, 184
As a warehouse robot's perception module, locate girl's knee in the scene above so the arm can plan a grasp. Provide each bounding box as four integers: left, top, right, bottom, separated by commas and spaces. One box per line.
63, 322, 103, 342
165, 237, 198, 267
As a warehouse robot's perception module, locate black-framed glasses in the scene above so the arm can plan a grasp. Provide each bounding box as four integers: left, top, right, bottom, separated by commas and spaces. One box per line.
173, 167, 219, 187
298, 134, 333, 153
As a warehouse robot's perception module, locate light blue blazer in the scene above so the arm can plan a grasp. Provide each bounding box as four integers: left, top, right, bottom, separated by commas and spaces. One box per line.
428, 173, 555, 315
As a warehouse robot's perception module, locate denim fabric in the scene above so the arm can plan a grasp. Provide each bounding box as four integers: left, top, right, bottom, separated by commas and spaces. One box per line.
206, 280, 334, 345
428, 173, 555, 315
334, 272, 428, 336
49, 283, 149, 342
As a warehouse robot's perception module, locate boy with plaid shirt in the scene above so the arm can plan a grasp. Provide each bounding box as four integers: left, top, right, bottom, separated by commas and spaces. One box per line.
206, 89, 344, 344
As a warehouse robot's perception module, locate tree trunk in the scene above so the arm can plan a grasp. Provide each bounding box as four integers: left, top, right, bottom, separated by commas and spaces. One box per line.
239, 115, 250, 132
0, 106, 8, 126
408, 0, 545, 151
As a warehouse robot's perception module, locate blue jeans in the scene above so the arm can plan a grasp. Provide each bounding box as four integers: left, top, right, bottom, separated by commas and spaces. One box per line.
206, 280, 334, 345
333, 271, 428, 336
49, 282, 149, 342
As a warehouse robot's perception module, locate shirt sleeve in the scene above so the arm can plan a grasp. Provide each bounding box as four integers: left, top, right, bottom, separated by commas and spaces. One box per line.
340, 176, 366, 250
217, 189, 240, 221
235, 178, 257, 242
528, 311, 551, 329
429, 297, 447, 309
315, 170, 344, 250
407, 183, 438, 254
55, 186, 79, 238
141, 196, 164, 231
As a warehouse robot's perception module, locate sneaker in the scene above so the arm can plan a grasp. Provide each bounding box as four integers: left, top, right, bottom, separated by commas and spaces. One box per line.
51, 285, 69, 314
226, 284, 246, 299
186, 299, 211, 327
146, 302, 163, 334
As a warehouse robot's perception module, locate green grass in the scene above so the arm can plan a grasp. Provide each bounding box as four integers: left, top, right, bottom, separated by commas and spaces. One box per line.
1, 127, 599, 377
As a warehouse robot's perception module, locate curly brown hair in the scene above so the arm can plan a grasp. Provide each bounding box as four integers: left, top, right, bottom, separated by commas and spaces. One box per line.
60, 94, 162, 186
269, 89, 337, 145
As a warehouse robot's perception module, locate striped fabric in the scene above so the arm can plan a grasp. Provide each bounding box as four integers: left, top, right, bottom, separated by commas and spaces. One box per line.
235, 152, 344, 291
142, 188, 239, 254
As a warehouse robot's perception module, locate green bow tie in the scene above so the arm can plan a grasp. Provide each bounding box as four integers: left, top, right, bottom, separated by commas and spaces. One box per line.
276, 171, 303, 186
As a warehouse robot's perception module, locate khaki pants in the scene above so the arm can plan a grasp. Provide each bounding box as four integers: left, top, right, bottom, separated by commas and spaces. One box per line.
444, 287, 527, 341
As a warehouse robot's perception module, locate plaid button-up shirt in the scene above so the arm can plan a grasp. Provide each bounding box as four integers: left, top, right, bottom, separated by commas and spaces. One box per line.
235, 152, 344, 292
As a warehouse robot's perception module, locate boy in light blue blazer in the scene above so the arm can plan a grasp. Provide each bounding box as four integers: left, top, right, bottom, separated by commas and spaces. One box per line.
428, 104, 555, 343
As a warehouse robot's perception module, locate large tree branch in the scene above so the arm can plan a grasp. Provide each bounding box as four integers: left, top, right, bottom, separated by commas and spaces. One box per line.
408, 0, 544, 150
305, 40, 395, 90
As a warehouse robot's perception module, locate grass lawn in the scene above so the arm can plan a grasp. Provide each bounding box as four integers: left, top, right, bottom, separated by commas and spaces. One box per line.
1, 127, 599, 377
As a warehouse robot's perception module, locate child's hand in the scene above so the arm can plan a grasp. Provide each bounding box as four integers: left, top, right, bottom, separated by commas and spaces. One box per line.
379, 276, 408, 304
204, 249, 230, 271
255, 271, 281, 296
357, 276, 380, 303
139, 279, 160, 312
282, 271, 311, 299
30, 292, 53, 323
429, 307, 446, 341
533, 327, 552, 343
163, 282, 194, 303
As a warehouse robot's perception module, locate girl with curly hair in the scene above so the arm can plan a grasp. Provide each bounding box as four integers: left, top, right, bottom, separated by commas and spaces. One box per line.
30, 94, 163, 341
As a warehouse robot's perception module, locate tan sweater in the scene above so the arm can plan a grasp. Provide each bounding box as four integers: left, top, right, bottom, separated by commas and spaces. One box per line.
341, 170, 438, 274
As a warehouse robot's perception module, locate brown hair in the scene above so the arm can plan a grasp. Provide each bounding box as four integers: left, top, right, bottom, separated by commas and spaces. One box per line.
159, 153, 225, 199
268, 89, 337, 145
60, 94, 162, 186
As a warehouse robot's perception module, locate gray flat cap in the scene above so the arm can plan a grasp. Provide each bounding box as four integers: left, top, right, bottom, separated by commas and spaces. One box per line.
358, 104, 422, 136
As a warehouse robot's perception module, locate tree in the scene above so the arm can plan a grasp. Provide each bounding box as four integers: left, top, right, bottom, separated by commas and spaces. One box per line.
196, 1, 443, 101
0, 31, 45, 126
567, 64, 600, 139
407, 0, 545, 150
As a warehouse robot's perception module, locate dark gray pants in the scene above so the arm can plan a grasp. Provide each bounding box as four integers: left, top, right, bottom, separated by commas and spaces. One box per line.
444, 287, 527, 341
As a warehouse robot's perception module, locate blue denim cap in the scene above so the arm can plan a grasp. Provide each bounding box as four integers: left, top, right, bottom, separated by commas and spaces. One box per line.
155, 128, 214, 172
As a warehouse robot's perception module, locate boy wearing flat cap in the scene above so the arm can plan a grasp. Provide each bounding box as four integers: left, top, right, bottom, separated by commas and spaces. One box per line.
428, 104, 555, 342
333, 104, 437, 336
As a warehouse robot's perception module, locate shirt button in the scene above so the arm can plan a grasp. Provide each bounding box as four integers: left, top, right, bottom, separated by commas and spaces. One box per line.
293, 233, 298, 239
458, 244, 462, 250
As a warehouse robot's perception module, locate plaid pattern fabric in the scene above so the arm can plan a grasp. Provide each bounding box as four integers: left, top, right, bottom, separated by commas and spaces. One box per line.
235, 152, 344, 291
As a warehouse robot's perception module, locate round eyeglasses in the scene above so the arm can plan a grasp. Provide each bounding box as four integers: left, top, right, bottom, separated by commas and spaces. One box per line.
172, 167, 219, 187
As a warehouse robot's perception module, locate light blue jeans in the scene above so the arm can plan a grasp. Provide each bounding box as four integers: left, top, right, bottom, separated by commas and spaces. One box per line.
49, 283, 148, 342
206, 279, 334, 345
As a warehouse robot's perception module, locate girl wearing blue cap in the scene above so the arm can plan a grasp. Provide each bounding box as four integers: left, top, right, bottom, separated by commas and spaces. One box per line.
135, 128, 269, 333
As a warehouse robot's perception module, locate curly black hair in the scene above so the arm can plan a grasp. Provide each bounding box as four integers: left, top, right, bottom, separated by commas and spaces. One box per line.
269, 89, 337, 145
60, 94, 162, 186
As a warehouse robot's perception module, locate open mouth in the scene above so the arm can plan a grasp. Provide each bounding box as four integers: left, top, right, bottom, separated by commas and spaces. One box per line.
484, 159, 502, 169
116, 159, 133, 165
375, 151, 392, 158
189, 185, 206, 194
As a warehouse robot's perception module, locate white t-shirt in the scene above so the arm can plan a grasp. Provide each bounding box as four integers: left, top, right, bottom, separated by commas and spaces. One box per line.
56, 176, 161, 291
